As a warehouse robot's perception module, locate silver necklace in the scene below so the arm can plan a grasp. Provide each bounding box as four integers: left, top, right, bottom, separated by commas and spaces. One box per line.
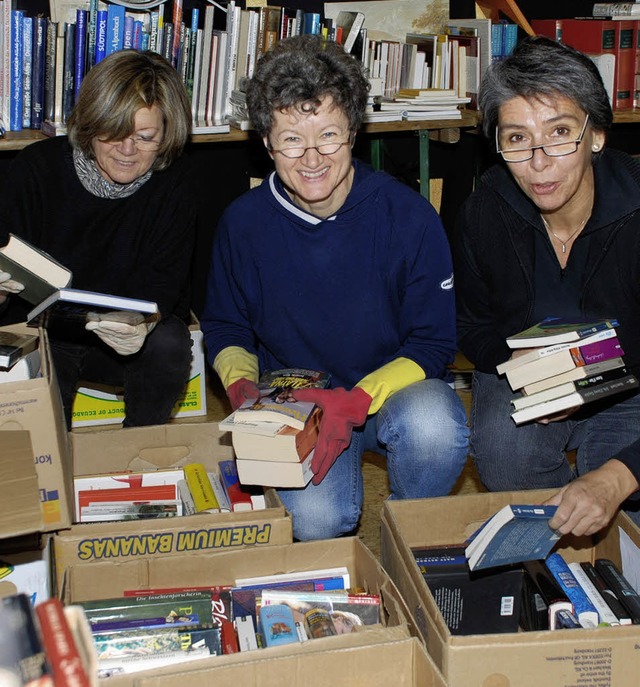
541, 215, 588, 254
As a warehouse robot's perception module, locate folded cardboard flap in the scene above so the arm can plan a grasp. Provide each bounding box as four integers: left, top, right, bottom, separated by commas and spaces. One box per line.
0, 430, 43, 538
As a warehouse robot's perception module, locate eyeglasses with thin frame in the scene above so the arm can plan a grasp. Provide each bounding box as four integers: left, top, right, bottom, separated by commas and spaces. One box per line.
495, 115, 590, 163
97, 135, 162, 152
268, 134, 354, 159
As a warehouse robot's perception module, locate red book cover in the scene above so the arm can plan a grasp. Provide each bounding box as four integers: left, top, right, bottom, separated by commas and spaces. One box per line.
561, 18, 634, 110
77, 483, 177, 510
531, 19, 563, 42
35, 599, 90, 687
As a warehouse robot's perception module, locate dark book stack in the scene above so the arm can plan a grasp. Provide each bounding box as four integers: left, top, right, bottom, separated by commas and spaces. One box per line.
496, 318, 639, 425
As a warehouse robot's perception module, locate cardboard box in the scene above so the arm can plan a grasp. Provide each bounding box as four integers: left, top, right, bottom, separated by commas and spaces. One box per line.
52, 421, 292, 591
71, 320, 207, 427
61, 537, 428, 682
0, 324, 73, 530
101, 627, 445, 687
381, 489, 640, 687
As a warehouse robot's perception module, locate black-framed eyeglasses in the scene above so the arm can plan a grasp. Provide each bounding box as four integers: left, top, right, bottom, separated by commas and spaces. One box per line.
268, 134, 354, 159
495, 115, 590, 163
97, 135, 162, 151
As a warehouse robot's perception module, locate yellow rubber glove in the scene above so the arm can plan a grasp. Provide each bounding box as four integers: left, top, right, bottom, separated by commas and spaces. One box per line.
213, 346, 259, 389
356, 357, 426, 414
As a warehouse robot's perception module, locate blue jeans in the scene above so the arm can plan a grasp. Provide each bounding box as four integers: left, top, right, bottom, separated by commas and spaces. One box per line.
277, 379, 469, 541
471, 371, 640, 499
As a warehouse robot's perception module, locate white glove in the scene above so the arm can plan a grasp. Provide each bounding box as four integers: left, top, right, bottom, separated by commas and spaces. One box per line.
85, 316, 157, 356
0, 270, 25, 294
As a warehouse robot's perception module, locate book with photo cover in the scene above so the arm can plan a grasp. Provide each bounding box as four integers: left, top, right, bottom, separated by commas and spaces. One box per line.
27, 288, 158, 325
233, 368, 330, 430
0, 233, 72, 306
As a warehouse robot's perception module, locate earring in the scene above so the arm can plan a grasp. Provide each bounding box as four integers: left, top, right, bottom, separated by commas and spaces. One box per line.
592, 145, 600, 151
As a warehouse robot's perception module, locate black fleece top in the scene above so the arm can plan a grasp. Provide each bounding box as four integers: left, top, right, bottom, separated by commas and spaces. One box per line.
453, 147, 640, 487
0, 136, 196, 324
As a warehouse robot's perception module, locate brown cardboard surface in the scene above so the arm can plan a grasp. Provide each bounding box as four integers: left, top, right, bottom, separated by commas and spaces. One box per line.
381, 489, 640, 687
53, 421, 292, 592
102, 629, 445, 687
61, 537, 426, 683
0, 430, 43, 538
0, 324, 73, 531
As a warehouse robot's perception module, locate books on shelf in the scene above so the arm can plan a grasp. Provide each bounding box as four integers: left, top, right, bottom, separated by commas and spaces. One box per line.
464, 504, 561, 571
0, 233, 72, 305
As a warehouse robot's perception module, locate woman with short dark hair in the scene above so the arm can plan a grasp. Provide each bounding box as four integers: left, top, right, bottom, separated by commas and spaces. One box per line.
453, 36, 640, 527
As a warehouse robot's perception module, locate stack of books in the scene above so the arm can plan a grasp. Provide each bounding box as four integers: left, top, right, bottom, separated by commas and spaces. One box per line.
219, 368, 330, 488
496, 317, 639, 425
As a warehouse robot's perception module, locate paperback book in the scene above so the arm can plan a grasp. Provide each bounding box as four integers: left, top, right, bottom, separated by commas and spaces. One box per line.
233, 368, 330, 430
465, 504, 561, 571
505, 316, 619, 349
0, 331, 38, 369
545, 553, 599, 628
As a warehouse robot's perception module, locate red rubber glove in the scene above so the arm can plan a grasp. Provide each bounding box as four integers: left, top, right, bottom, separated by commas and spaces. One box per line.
292, 386, 372, 485
227, 378, 260, 411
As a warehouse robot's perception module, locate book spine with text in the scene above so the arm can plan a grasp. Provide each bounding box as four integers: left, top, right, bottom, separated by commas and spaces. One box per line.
183, 462, 220, 512
10, 9, 24, 131
36, 599, 91, 687
74, 9, 87, 101
31, 16, 46, 129
219, 459, 253, 511
568, 562, 621, 625
106, 3, 124, 56
86, 0, 98, 71
580, 561, 633, 624
594, 558, 640, 623
94, 10, 107, 64
62, 22, 75, 123
545, 553, 599, 628
21, 15, 32, 130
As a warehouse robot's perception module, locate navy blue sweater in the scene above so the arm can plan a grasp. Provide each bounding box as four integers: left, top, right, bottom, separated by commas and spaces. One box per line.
201, 161, 457, 389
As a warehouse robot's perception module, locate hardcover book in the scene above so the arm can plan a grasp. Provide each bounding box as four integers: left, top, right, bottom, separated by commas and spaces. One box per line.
26, 288, 159, 325
465, 504, 561, 571
521, 559, 574, 631
233, 368, 330, 430
580, 561, 633, 624
594, 558, 640, 623
0, 233, 72, 305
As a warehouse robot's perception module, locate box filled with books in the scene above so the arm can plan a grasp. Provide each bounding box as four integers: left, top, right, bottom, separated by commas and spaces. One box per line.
59, 537, 419, 681
0, 323, 73, 532
381, 490, 640, 687
52, 421, 292, 592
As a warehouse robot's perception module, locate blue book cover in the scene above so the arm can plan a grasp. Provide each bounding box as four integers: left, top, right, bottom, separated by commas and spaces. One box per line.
31, 16, 47, 129
74, 10, 88, 100
21, 15, 32, 129
545, 552, 599, 628
466, 504, 560, 571
260, 604, 299, 647
303, 12, 321, 35
95, 10, 108, 64
133, 21, 144, 50
106, 3, 125, 56
123, 14, 134, 49
10, 10, 24, 131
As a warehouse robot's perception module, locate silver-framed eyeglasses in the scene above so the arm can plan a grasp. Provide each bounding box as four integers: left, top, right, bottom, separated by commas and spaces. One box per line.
98, 135, 162, 151
268, 134, 354, 159
496, 115, 590, 163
